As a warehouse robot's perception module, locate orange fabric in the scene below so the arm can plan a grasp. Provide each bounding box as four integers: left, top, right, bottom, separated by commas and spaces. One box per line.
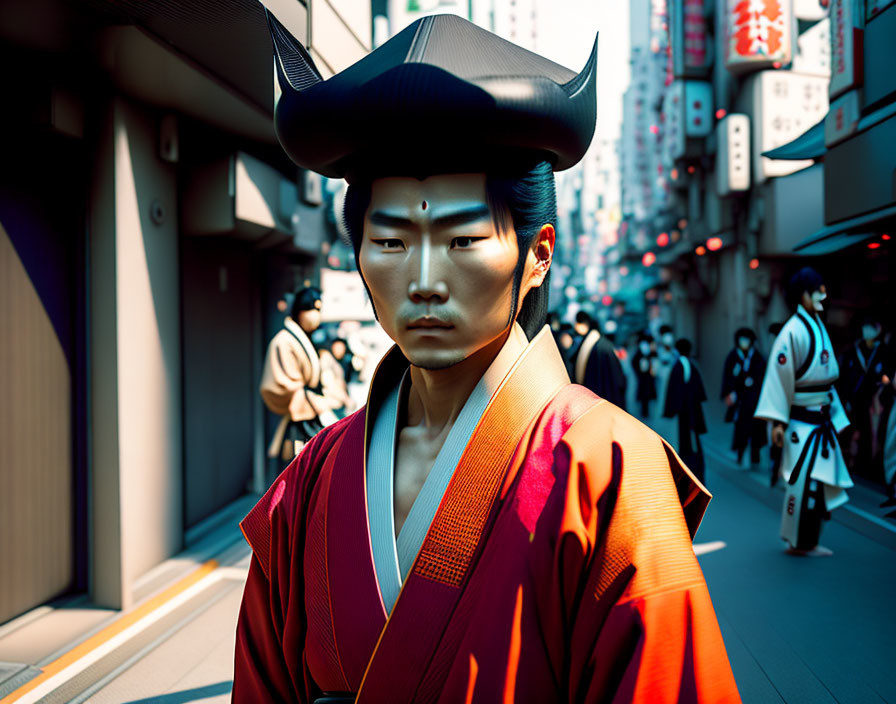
414, 327, 568, 587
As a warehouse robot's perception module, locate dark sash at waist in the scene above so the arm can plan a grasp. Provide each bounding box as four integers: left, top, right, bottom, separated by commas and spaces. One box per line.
794, 382, 833, 393
790, 405, 831, 424
314, 696, 355, 704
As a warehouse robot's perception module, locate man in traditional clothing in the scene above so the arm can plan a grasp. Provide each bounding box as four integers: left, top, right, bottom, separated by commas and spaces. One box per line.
259, 287, 339, 464
663, 339, 708, 485
572, 312, 627, 410
234, 13, 739, 703
755, 268, 854, 556
721, 328, 767, 467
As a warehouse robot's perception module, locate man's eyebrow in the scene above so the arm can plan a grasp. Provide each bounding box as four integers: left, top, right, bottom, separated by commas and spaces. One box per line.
366, 205, 492, 230
367, 211, 414, 229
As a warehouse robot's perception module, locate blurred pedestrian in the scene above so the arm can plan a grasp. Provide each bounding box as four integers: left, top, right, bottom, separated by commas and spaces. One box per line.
572, 312, 627, 409
721, 328, 767, 466
663, 339, 708, 485
632, 332, 657, 418
556, 322, 578, 377
755, 268, 854, 556
259, 287, 339, 465
838, 313, 892, 477
320, 337, 356, 419
882, 367, 896, 514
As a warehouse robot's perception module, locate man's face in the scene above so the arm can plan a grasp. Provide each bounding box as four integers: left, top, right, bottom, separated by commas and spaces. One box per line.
358, 173, 530, 370
296, 304, 322, 333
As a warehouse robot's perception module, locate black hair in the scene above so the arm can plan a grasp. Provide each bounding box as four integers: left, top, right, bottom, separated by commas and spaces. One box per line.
768, 322, 784, 336
575, 310, 593, 326
675, 338, 692, 356
290, 286, 322, 320
343, 161, 556, 340
734, 327, 756, 343
659, 324, 673, 335
786, 267, 824, 309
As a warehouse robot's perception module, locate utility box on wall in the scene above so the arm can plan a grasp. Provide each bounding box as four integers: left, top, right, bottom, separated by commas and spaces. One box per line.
183, 151, 302, 242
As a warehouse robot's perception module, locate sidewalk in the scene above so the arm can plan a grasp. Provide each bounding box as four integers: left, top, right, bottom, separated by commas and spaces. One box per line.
0, 496, 256, 703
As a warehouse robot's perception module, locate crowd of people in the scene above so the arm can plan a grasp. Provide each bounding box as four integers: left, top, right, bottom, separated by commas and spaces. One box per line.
548, 267, 895, 557
260, 268, 895, 560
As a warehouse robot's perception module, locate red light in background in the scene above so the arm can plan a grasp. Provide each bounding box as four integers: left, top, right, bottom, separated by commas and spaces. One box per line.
650, 124, 659, 135
687, 165, 696, 174
749, 258, 760, 269
670, 168, 679, 180
642, 252, 656, 267
695, 245, 707, 256
657, 232, 670, 247
772, 61, 782, 69
706, 237, 723, 251
678, 218, 688, 229
664, 291, 674, 302
602, 295, 613, 306
868, 242, 881, 249
716, 109, 727, 119
619, 265, 630, 276
882, 234, 891, 240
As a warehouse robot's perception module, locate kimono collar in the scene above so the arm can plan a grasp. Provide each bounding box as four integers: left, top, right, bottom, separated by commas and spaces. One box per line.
283, 316, 322, 387
365, 323, 536, 613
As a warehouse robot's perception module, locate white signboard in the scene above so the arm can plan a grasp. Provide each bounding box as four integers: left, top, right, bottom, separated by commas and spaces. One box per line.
793, 18, 831, 77
829, 0, 864, 98
716, 114, 751, 195
744, 70, 829, 183
825, 89, 861, 146
320, 268, 375, 322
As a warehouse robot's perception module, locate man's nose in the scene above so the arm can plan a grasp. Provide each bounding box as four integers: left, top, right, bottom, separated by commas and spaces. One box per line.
408, 240, 448, 303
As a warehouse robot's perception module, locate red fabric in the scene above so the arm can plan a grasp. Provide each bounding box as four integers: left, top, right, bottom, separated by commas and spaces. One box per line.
233, 388, 741, 703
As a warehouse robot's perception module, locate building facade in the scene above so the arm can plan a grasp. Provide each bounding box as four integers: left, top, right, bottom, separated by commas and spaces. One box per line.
0, 0, 372, 624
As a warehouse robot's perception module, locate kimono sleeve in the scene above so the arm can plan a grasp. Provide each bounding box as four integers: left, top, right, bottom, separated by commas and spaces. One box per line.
233, 427, 337, 703
556, 408, 740, 703
829, 386, 851, 434
754, 326, 797, 425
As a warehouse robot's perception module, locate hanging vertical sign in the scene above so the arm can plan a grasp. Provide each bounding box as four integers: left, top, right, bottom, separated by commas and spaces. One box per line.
725, 0, 794, 74
671, 0, 712, 76
828, 0, 865, 98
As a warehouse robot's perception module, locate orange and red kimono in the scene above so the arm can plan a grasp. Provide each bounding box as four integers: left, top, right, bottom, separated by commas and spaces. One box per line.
234, 329, 740, 703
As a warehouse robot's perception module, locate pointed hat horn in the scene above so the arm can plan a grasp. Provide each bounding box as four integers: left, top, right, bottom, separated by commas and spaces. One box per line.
264, 9, 322, 93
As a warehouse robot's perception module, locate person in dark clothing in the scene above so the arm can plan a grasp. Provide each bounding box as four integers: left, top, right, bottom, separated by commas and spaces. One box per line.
664, 338, 708, 485
721, 327, 768, 466
632, 332, 657, 418
838, 314, 892, 479
572, 313, 627, 409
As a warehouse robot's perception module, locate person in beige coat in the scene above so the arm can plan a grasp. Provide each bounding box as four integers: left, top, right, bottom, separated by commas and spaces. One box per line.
260, 287, 340, 462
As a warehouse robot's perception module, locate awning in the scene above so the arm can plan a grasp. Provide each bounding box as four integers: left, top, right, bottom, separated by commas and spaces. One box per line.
793, 203, 896, 254
762, 119, 826, 160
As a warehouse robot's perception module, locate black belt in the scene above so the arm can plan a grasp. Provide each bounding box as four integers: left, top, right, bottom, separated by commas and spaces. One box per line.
795, 382, 833, 393
788, 405, 835, 487
314, 696, 355, 704
790, 405, 831, 424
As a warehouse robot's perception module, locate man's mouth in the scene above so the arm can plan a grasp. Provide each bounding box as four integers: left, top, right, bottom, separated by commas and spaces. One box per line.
407, 317, 454, 330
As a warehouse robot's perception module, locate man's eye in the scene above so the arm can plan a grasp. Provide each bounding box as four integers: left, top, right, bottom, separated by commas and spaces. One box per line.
372, 239, 404, 250
451, 236, 479, 248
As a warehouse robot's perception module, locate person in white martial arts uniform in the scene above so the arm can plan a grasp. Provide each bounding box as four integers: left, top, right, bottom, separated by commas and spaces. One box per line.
755, 268, 854, 556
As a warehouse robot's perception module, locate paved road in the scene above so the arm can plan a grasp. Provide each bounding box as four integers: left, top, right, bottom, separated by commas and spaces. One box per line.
694, 444, 896, 704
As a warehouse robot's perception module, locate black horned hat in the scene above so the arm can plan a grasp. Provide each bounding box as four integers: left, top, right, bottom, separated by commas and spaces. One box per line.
265, 12, 598, 181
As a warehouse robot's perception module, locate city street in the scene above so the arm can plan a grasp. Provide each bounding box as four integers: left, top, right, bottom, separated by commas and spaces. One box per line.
1, 407, 891, 703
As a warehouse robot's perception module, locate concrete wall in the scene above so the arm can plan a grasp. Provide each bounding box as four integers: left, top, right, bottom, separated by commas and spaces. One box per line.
90, 97, 182, 609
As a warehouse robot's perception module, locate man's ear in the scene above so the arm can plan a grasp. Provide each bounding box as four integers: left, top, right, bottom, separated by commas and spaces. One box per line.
529, 224, 555, 287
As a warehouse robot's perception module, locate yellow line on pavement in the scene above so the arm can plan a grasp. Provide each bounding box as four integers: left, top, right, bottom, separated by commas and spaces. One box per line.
0, 559, 220, 703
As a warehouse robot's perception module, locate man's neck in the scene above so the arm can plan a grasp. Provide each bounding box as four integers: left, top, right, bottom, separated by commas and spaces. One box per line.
405, 324, 528, 438
799, 302, 818, 320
